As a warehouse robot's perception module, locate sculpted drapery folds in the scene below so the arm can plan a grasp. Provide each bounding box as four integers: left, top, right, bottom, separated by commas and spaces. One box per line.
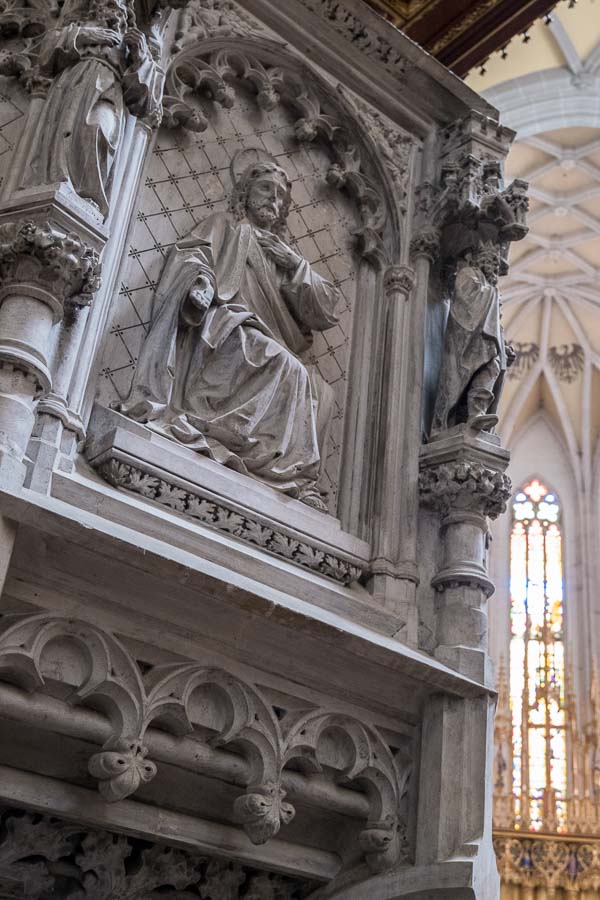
432, 242, 511, 435
121, 157, 341, 511
24, 0, 168, 218
429, 162, 528, 436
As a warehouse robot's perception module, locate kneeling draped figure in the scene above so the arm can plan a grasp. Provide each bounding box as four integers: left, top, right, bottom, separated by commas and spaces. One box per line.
121, 157, 341, 511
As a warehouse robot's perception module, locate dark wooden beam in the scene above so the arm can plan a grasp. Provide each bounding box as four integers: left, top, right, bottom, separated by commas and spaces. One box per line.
365, 0, 560, 76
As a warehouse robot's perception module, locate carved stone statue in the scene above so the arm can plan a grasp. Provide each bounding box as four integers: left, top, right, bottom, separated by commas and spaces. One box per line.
431, 242, 513, 435
121, 156, 341, 511
24, 0, 166, 217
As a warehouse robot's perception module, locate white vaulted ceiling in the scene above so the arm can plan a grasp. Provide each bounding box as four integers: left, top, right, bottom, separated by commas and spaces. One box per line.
466, 0, 600, 494
500, 126, 600, 490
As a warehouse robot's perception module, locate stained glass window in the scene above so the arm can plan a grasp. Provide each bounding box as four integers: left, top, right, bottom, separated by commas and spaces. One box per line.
509, 479, 566, 832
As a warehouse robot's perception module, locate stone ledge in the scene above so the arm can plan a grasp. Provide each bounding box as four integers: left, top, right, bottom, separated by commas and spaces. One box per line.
86, 404, 369, 586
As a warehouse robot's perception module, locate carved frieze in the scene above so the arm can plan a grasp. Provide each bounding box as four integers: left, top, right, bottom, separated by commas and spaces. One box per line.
97, 458, 364, 584
0, 614, 412, 871
0, 220, 101, 309
0, 807, 316, 899
296, 0, 410, 83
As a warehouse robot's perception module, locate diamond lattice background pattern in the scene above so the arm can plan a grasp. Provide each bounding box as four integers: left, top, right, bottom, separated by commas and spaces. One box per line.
0, 75, 28, 193
96, 88, 358, 511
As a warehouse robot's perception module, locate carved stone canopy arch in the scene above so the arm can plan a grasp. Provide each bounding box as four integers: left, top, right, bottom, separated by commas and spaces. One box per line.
0, 614, 413, 873
162, 35, 413, 266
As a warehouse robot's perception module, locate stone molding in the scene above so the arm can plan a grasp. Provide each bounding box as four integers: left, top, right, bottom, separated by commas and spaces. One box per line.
97, 458, 364, 585
0, 220, 101, 311
418, 460, 511, 520
295, 0, 410, 83
0, 806, 316, 899
0, 613, 412, 872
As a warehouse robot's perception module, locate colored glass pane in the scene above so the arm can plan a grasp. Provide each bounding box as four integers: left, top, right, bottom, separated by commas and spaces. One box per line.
509, 479, 566, 832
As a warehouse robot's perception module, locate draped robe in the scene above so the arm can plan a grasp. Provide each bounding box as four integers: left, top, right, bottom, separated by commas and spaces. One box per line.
432, 264, 507, 432
122, 212, 340, 497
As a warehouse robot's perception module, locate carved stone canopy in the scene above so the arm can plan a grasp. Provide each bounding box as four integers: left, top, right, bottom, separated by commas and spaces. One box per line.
162, 36, 413, 265
0, 613, 413, 874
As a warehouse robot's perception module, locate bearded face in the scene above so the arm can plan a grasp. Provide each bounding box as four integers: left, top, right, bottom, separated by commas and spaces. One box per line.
473, 249, 500, 284
246, 172, 289, 230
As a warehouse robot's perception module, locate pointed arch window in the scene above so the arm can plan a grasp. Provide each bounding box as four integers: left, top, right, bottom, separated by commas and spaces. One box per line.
509, 478, 567, 832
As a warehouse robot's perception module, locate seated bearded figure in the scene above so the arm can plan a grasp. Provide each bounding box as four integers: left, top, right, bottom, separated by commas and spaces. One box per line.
120, 157, 341, 511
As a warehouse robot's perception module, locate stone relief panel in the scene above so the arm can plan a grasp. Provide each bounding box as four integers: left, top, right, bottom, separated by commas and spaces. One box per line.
96, 85, 358, 512
0, 74, 28, 193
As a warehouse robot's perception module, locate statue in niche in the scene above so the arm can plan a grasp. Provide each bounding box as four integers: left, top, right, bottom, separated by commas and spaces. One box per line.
120, 152, 341, 512
431, 242, 514, 435
23, 0, 167, 218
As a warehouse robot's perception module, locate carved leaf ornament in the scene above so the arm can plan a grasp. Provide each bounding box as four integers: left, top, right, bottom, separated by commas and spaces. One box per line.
163, 37, 412, 264
0, 807, 317, 899
0, 614, 412, 872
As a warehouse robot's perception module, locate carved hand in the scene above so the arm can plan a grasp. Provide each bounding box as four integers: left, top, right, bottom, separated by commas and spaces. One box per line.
257, 233, 301, 271
188, 275, 214, 312
79, 27, 122, 48
124, 27, 149, 61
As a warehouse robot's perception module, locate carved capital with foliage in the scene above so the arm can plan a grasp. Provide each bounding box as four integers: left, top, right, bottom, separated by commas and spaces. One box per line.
419, 460, 511, 520
384, 264, 415, 297
0, 220, 101, 312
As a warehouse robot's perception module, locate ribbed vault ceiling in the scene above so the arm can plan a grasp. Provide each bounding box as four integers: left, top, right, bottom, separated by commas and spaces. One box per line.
464, 0, 600, 492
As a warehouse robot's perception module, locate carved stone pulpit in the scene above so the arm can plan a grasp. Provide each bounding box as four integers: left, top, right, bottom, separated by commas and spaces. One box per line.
0, 2, 526, 898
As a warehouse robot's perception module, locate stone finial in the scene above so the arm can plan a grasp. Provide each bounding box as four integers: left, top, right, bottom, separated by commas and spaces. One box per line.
88, 739, 157, 803
233, 781, 295, 844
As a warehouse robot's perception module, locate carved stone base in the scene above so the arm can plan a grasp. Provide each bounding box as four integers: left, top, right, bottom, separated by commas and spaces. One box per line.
86, 404, 369, 586
419, 425, 511, 685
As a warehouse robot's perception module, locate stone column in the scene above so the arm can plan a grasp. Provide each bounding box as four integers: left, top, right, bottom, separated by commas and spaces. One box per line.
368, 263, 418, 640
0, 221, 99, 487
419, 426, 511, 685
